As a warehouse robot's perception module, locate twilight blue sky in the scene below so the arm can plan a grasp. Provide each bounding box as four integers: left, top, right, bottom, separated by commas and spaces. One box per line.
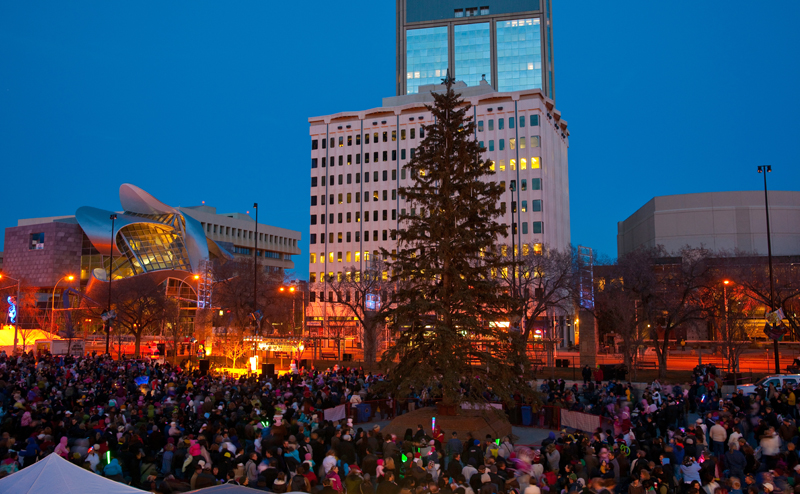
1, 1, 798, 278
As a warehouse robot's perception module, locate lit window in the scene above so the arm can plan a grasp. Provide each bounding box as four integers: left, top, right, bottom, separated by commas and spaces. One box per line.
392, 130, 396, 141
530, 136, 540, 148
339, 137, 343, 147
383, 132, 388, 142
499, 159, 505, 171
520, 137, 526, 149
531, 157, 540, 169
338, 193, 343, 204
521, 201, 527, 212
355, 251, 361, 262
401, 129, 406, 140
510, 159, 516, 171
489, 162, 495, 171
520, 158, 527, 170
356, 134, 361, 145
533, 243, 543, 255
329, 252, 334, 263
310, 254, 316, 264
510, 138, 516, 150
346, 251, 351, 262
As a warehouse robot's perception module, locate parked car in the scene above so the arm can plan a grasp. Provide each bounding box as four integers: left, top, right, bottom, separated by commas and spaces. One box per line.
737, 374, 800, 395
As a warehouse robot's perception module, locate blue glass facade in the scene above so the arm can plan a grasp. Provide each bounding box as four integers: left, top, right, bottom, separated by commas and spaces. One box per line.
406, 26, 448, 94
496, 18, 542, 92
454, 23, 491, 88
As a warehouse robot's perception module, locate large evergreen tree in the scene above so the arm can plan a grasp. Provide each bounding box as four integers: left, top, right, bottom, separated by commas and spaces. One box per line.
381, 77, 530, 406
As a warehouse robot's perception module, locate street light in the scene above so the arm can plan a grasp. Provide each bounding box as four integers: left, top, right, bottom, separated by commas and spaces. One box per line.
253, 202, 259, 334
106, 213, 117, 355
757, 165, 779, 373
0, 273, 22, 355
50, 274, 75, 333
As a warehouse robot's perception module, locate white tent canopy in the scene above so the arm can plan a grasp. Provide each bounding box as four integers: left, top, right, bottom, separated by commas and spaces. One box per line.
0, 453, 146, 494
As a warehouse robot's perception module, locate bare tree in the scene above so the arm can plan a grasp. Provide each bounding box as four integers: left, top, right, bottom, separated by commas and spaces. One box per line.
594, 273, 647, 379
499, 243, 575, 343
617, 246, 712, 378
213, 257, 288, 335
215, 332, 248, 369
709, 281, 754, 381
110, 276, 172, 357
728, 255, 800, 340
318, 257, 396, 364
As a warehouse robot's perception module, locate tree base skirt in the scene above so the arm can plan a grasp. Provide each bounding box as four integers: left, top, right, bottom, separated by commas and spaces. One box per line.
382, 406, 511, 441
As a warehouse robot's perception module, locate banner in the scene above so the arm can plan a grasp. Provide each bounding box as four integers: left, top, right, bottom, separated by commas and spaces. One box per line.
560, 410, 600, 432
324, 404, 347, 422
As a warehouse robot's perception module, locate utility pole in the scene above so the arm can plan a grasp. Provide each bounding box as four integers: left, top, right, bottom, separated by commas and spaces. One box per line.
106, 213, 117, 355
758, 165, 779, 374
253, 203, 258, 335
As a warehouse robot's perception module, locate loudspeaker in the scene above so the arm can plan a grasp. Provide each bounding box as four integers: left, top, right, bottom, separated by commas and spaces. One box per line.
262, 363, 275, 376
198, 359, 210, 376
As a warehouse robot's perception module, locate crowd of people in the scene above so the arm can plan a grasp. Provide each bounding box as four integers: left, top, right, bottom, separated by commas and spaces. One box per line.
0, 350, 797, 494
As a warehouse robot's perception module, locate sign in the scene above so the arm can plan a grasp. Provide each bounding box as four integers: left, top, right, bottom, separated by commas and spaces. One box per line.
764, 322, 788, 341
307, 320, 323, 327
6, 296, 16, 324
366, 293, 380, 310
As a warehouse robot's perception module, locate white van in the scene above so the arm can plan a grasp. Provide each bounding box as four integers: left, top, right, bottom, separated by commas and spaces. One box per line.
737, 374, 800, 395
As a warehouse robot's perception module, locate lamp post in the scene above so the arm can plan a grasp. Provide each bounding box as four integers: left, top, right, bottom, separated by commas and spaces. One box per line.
0, 273, 22, 355
253, 203, 258, 334
106, 213, 117, 355
757, 166, 779, 373
509, 181, 517, 300
279, 285, 298, 334
50, 274, 75, 333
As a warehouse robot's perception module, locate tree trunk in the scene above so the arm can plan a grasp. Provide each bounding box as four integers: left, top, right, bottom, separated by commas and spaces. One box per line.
134, 331, 142, 358
362, 321, 379, 364
657, 338, 669, 379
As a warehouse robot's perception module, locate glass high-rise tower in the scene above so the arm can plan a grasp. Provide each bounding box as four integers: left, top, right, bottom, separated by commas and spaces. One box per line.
396, 0, 555, 99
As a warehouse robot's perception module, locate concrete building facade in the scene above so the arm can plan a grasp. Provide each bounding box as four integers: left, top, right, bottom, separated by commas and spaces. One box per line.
307, 81, 570, 352
617, 191, 800, 257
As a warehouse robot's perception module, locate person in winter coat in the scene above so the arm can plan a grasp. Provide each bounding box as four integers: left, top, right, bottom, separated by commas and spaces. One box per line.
104, 458, 123, 477
546, 444, 560, 473
54, 436, 70, 458
724, 445, 746, 480
18, 437, 41, 467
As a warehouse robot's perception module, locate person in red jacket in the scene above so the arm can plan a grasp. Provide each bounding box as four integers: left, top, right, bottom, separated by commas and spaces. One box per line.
593, 366, 604, 386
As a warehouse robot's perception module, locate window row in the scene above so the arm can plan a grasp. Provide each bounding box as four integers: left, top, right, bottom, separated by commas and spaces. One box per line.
310, 128, 426, 150
310, 250, 393, 265
309, 230, 396, 244
506, 200, 543, 213
310, 149, 419, 169
477, 114, 540, 132
498, 178, 542, 191
310, 190, 397, 206
507, 221, 544, 235
311, 170, 400, 187
481, 137, 540, 152
310, 209, 397, 225
489, 157, 541, 172
199, 222, 296, 247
